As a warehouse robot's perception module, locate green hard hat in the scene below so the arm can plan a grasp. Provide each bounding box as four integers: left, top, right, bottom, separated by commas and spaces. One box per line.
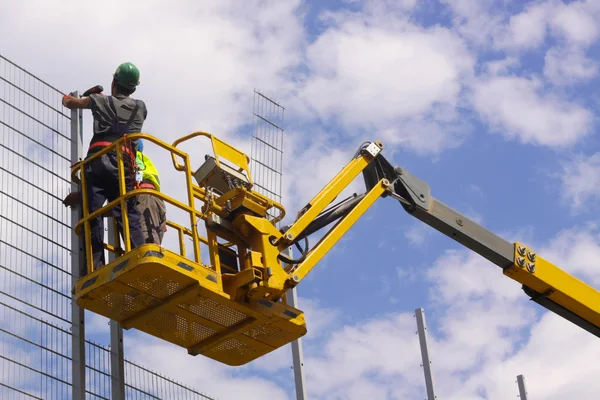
113, 62, 140, 89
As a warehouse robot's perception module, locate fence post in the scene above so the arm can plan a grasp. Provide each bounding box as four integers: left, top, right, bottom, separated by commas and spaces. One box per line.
289, 288, 308, 400
415, 308, 437, 400
107, 218, 126, 399
517, 374, 529, 399
287, 248, 307, 400
70, 99, 86, 400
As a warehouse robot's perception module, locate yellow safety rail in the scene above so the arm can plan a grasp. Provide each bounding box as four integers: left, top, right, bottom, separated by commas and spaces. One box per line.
69, 130, 600, 366
71, 133, 205, 273
70, 132, 303, 366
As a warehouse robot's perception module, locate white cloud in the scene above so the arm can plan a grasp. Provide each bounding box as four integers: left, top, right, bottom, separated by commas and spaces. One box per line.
125, 333, 291, 400
310, 223, 600, 400
495, 2, 548, 50
439, 0, 505, 47
478, 311, 600, 400
5, 1, 600, 399
280, 129, 365, 219
490, 0, 600, 87
427, 249, 522, 307
298, 297, 342, 340
471, 73, 593, 147
297, 4, 475, 155
396, 265, 421, 284
404, 222, 432, 246
492, 0, 600, 88
303, 27, 468, 121
453, 0, 600, 52
483, 56, 520, 76
540, 225, 600, 286
440, 1, 597, 148
461, 183, 485, 198
549, 1, 600, 46
268, 224, 600, 399
277, 224, 600, 399
2, 1, 307, 398
423, 226, 600, 398
0, 0, 305, 160
303, 313, 424, 399
559, 153, 600, 211
544, 45, 598, 85
86, 313, 110, 336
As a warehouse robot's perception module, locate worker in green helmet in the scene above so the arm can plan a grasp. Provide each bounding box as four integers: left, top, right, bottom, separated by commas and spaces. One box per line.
62, 62, 147, 272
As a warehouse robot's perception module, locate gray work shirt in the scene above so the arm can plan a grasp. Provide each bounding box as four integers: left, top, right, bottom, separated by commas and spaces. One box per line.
88, 94, 148, 144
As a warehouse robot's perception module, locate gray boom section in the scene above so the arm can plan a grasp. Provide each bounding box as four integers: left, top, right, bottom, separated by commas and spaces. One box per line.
362, 153, 514, 269
362, 149, 600, 340
409, 195, 514, 268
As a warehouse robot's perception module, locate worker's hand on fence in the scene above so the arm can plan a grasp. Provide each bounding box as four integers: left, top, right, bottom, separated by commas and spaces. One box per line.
62, 94, 72, 107
63, 191, 82, 208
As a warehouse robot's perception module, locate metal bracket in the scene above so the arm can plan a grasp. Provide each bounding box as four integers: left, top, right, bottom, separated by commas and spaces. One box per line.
527, 287, 554, 301
365, 142, 382, 157
515, 244, 536, 273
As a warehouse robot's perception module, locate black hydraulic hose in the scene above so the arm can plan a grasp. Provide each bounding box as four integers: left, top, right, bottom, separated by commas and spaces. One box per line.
278, 236, 309, 264
353, 141, 371, 159
280, 142, 372, 265
279, 193, 366, 264
293, 192, 366, 245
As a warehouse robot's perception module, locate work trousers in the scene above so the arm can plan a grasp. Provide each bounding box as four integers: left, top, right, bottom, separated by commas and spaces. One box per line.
138, 193, 167, 244
84, 151, 145, 271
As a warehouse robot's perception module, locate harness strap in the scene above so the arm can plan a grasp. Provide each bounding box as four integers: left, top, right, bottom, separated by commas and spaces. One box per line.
89, 141, 135, 158
139, 183, 157, 190
108, 96, 140, 135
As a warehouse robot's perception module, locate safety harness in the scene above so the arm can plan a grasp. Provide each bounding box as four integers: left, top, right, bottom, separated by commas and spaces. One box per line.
87, 96, 141, 187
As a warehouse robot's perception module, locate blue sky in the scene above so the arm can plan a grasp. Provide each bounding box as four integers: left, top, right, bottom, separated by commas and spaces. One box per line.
3, 0, 600, 399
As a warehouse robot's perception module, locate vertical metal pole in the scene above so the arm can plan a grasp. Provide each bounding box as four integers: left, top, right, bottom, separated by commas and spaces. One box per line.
107, 218, 125, 400
415, 308, 437, 400
70, 95, 86, 400
286, 247, 307, 400
517, 374, 529, 399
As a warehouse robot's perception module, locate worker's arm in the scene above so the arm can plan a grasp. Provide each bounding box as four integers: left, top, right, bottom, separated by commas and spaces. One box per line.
62, 94, 90, 109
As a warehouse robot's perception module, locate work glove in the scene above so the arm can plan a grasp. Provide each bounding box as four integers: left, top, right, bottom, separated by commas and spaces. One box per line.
63, 191, 82, 208
62, 94, 71, 107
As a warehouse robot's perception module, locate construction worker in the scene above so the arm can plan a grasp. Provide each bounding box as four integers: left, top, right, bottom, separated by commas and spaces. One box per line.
62, 62, 147, 271
63, 141, 166, 245
135, 140, 167, 244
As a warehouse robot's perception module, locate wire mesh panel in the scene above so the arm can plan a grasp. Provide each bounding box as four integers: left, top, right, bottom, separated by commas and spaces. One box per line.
250, 90, 285, 223
0, 304, 72, 400
0, 54, 72, 325
125, 361, 215, 400
0, 54, 217, 400
0, 54, 74, 399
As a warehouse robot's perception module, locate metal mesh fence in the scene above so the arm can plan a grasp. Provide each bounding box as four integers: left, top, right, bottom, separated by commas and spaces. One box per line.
0, 54, 216, 400
250, 90, 285, 224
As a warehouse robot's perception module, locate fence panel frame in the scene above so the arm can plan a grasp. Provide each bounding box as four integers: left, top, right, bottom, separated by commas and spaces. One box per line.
0, 53, 216, 400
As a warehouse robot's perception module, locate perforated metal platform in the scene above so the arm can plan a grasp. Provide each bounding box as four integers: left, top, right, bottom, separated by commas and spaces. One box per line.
75, 245, 307, 366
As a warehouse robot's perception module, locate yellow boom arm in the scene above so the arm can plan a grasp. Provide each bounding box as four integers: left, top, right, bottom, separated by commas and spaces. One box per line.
72, 133, 600, 366
281, 140, 600, 338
